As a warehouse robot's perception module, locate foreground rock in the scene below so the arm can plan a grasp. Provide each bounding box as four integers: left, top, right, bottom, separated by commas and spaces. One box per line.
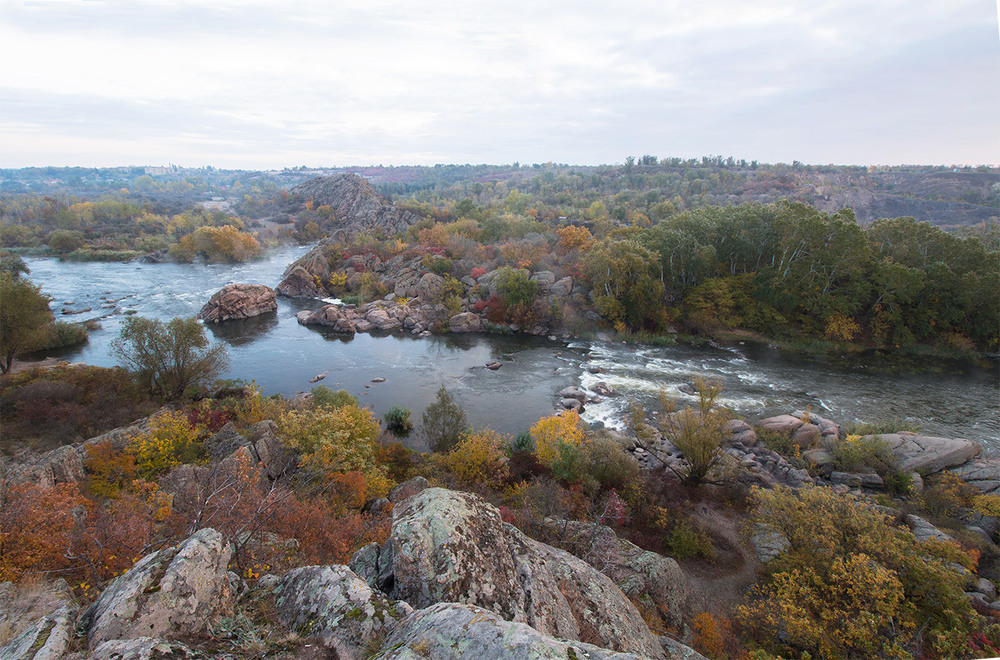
377, 488, 664, 658
89, 638, 199, 660
0, 580, 77, 660
276, 565, 408, 658
82, 528, 233, 649
199, 283, 277, 323
538, 519, 687, 630
373, 602, 655, 660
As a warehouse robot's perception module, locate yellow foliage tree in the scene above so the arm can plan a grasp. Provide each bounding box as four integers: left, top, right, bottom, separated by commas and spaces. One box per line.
530, 410, 586, 467
442, 429, 509, 486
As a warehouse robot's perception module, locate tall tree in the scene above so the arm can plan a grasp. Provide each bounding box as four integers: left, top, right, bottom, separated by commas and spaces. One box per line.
110, 316, 228, 398
0, 273, 52, 373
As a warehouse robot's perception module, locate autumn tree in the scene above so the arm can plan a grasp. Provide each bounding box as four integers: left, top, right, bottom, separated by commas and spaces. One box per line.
0, 272, 53, 373
110, 316, 229, 398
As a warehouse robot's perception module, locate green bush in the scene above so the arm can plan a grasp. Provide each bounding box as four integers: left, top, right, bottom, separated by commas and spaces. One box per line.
421, 386, 468, 452
665, 518, 715, 560
831, 435, 895, 475
424, 255, 453, 276
383, 406, 414, 437
311, 385, 357, 409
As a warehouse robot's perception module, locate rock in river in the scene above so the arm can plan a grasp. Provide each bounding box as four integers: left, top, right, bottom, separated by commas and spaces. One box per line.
199, 283, 277, 323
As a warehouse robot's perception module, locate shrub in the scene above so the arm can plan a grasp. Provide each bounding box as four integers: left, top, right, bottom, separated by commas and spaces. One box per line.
831, 434, 895, 475
442, 429, 509, 486
279, 405, 383, 481
493, 266, 538, 311
664, 518, 715, 560
738, 485, 996, 659
424, 255, 453, 276
127, 409, 204, 479
657, 378, 727, 485
421, 386, 468, 452
45, 229, 85, 254
311, 385, 357, 409
530, 410, 586, 467
85, 442, 138, 498
383, 406, 413, 438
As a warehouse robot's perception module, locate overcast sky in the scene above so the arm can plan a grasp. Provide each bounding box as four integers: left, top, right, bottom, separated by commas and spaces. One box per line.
1, 0, 997, 169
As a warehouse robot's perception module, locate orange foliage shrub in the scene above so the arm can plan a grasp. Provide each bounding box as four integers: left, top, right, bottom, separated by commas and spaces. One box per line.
0, 481, 90, 582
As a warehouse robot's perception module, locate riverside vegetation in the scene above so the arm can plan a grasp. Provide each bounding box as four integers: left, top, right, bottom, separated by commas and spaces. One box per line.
1, 158, 999, 659
2, 316, 1000, 658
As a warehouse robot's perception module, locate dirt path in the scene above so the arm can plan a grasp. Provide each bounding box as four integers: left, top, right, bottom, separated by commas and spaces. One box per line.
679, 505, 760, 614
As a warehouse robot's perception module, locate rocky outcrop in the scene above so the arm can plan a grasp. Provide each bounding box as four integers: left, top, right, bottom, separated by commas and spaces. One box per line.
380, 488, 664, 658
297, 299, 453, 337
754, 411, 844, 448
0, 579, 77, 660
82, 528, 233, 649
289, 174, 420, 237
5, 444, 87, 487
950, 457, 1000, 494
275, 565, 408, 658
373, 602, 655, 660
199, 283, 277, 323
879, 432, 981, 475
277, 243, 332, 298
539, 519, 687, 629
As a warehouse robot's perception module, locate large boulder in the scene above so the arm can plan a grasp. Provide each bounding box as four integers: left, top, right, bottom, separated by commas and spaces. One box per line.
89, 638, 200, 660
950, 458, 1000, 494
82, 528, 233, 649
277, 242, 333, 298
199, 283, 277, 323
538, 519, 687, 630
448, 312, 482, 333
416, 273, 444, 303
0, 579, 77, 660
6, 444, 86, 487
879, 432, 981, 475
384, 488, 664, 658
275, 565, 408, 658
373, 602, 654, 660
297, 304, 358, 334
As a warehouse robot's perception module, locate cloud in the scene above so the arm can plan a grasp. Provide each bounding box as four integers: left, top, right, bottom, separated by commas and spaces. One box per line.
0, 0, 996, 166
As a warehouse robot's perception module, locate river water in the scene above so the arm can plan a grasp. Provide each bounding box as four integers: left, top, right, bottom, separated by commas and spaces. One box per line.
21, 247, 1000, 450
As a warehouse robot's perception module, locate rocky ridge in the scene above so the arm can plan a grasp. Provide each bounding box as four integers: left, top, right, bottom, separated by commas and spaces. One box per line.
289, 173, 420, 238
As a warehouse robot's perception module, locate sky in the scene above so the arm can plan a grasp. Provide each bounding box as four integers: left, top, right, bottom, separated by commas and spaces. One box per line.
1, 0, 997, 169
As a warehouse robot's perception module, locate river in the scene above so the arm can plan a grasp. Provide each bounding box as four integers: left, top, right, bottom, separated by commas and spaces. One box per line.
21, 246, 1000, 450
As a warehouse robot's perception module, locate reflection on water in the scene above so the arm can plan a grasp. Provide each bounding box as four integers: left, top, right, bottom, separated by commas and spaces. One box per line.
21, 248, 1000, 449
205, 312, 279, 347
